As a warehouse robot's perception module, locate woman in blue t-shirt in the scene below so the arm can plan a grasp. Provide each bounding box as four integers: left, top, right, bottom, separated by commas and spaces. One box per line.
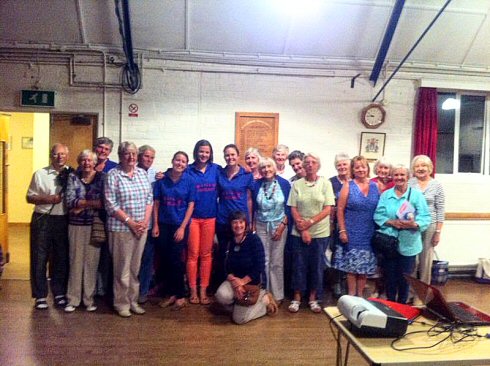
215, 144, 254, 287
152, 151, 196, 310
186, 140, 221, 305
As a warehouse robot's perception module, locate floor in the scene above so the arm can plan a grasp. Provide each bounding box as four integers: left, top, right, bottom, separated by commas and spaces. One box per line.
1, 225, 490, 365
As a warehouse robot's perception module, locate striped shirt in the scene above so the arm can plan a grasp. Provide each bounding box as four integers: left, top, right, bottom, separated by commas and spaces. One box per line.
104, 166, 153, 232
408, 177, 445, 223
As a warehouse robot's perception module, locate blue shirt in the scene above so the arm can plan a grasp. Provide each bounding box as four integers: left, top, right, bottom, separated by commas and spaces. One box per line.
217, 166, 254, 225
225, 233, 265, 285
154, 170, 197, 225
101, 159, 118, 173
374, 187, 431, 256
252, 176, 291, 231
187, 162, 221, 219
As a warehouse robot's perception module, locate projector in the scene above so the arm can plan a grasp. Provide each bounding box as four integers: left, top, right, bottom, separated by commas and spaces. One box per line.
337, 295, 408, 337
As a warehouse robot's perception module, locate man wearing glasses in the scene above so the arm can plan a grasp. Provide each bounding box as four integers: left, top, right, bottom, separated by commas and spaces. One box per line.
27, 143, 72, 310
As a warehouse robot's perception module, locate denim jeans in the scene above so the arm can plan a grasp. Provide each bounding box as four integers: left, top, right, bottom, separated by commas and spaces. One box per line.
290, 235, 328, 298
383, 253, 416, 304
138, 231, 155, 298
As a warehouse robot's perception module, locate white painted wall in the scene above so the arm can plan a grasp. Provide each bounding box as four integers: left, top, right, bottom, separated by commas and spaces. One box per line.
1, 57, 489, 265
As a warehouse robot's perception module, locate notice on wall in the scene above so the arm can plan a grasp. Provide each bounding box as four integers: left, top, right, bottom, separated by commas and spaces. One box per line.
235, 112, 278, 164
128, 103, 139, 117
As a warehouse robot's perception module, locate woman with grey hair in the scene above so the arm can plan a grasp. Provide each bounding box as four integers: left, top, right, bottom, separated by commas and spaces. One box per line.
244, 147, 262, 180
371, 157, 394, 193
408, 155, 445, 287
252, 157, 290, 303
104, 142, 153, 317
374, 164, 431, 303
288, 150, 306, 183
94, 137, 118, 173
273, 144, 294, 180
287, 153, 335, 313
64, 149, 105, 312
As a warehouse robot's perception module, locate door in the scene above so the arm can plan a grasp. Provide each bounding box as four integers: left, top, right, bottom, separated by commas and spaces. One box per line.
50, 114, 97, 168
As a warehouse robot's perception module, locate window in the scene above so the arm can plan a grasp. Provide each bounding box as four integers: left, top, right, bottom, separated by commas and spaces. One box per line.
436, 92, 487, 174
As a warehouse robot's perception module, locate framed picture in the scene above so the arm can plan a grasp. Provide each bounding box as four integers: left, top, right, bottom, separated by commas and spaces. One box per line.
22, 136, 33, 149
359, 132, 386, 161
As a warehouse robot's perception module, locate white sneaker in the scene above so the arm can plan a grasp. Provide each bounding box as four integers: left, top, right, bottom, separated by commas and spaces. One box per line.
130, 304, 146, 315
86, 305, 97, 312
64, 305, 76, 313
35, 298, 48, 310
118, 309, 131, 318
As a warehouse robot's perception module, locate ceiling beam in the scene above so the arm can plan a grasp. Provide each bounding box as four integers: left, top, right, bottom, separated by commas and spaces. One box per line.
369, 0, 405, 86
372, 0, 453, 103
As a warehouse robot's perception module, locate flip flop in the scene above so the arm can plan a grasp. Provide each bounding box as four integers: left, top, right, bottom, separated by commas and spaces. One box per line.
189, 296, 200, 304
200, 296, 211, 305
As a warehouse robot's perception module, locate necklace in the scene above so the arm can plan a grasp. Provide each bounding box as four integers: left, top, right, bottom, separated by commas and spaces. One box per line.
262, 180, 277, 200
81, 172, 96, 184
305, 176, 319, 187
233, 234, 247, 252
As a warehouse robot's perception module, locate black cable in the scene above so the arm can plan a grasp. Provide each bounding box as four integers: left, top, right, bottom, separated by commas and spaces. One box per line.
114, 0, 141, 94
391, 320, 483, 351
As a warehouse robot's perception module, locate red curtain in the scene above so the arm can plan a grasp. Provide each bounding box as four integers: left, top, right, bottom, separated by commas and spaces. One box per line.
414, 87, 438, 174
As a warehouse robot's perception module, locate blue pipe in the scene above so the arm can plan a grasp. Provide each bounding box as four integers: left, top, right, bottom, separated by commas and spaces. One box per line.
370, 0, 406, 86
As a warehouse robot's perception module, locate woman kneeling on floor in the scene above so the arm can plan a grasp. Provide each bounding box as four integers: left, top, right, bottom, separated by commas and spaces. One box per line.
215, 211, 278, 324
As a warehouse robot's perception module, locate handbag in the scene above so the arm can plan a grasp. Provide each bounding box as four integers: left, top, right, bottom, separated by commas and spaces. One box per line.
371, 231, 399, 259
90, 213, 106, 244
235, 284, 261, 306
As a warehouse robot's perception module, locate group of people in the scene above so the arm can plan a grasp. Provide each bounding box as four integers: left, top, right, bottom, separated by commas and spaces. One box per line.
329, 154, 445, 304
26, 137, 445, 324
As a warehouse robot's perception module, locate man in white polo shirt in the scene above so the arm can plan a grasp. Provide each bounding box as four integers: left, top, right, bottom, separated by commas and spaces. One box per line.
27, 143, 72, 309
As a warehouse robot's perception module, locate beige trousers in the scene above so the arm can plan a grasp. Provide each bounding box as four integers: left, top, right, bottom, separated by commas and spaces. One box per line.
215, 281, 267, 325
108, 231, 147, 312
66, 225, 101, 307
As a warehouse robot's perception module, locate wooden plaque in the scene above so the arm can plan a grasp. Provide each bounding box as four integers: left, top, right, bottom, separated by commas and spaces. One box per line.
235, 112, 279, 164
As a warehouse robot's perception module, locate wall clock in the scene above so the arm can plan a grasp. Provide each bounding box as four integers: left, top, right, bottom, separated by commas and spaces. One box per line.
361, 103, 386, 129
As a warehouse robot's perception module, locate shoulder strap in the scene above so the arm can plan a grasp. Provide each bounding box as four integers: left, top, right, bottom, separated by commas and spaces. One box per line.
407, 187, 412, 202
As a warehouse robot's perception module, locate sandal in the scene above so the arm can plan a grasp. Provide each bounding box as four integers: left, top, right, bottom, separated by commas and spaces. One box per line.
265, 293, 278, 316
308, 300, 322, 314
171, 299, 187, 311
288, 300, 300, 313
189, 296, 200, 305
158, 296, 176, 308
200, 296, 211, 305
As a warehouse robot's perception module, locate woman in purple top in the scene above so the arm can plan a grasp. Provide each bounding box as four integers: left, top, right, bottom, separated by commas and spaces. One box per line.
64, 149, 105, 313
153, 151, 196, 310
186, 140, 221, 305
215, 144, 254, 288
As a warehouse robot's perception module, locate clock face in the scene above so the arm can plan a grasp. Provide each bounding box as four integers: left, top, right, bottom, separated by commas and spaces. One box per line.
362, 104, 385, 128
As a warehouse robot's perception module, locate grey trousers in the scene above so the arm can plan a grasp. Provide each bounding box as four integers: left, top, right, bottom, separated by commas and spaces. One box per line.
215, 281, 267, 324
66, 225, 101, 307
256, 221, 287, 301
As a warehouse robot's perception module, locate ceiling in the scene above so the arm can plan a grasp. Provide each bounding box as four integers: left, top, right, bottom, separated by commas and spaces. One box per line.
1, 0, 490, 75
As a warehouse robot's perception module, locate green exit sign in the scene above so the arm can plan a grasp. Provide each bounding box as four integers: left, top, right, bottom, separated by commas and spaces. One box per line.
21, 90, 55, 107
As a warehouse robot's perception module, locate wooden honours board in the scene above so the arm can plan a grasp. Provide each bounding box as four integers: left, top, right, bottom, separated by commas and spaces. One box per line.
235, 112, 278, 164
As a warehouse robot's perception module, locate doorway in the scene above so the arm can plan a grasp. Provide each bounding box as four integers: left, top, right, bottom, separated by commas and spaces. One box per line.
50, 113, 98, 167
1, 111, 98, 279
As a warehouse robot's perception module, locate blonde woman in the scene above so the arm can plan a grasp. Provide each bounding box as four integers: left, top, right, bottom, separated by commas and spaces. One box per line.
408, 155, 445, 285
